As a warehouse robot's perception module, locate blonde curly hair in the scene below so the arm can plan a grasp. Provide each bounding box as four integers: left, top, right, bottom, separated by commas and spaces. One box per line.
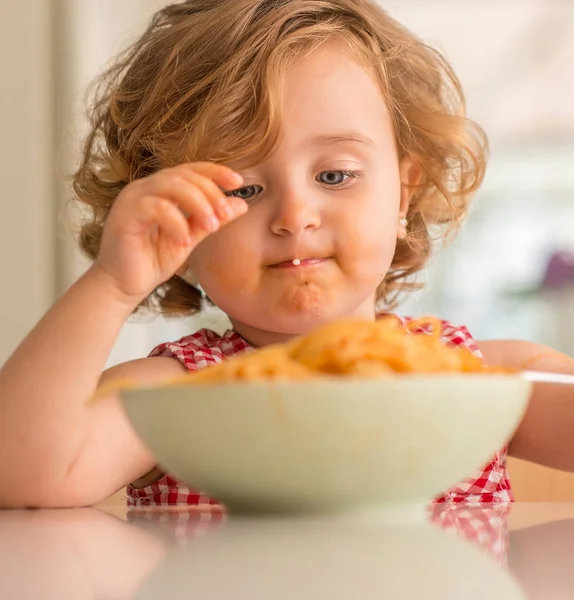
73, 0, 488, 316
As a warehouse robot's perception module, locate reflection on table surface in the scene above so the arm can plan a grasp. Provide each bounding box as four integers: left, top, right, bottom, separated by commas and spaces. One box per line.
1, 502, 574, 599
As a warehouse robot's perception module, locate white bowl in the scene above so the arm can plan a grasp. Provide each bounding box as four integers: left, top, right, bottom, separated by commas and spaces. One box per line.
120, 375, 531, 513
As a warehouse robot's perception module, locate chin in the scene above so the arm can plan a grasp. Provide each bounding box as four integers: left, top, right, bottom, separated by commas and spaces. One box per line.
266, 302, 358, 336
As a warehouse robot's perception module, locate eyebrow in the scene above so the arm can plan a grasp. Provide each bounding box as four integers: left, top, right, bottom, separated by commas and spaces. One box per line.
313, 133, 377, 148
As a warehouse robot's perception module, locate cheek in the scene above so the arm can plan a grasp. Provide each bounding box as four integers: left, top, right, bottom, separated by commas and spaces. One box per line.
189, 226, 261, 296
336, 183, 401, 276
341, 205, 398, 259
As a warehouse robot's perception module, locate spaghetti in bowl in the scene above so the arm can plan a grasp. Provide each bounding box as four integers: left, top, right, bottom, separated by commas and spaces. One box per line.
118, 317, 531, 513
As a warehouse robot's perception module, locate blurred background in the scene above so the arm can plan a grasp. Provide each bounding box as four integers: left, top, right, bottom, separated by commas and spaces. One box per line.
2, 0, 573, 367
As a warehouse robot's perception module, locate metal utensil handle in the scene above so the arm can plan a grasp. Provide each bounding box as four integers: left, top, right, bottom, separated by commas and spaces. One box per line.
521, 370, 574, 385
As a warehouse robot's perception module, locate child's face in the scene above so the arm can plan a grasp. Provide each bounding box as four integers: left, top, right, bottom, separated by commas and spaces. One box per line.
189, 40, 416, 338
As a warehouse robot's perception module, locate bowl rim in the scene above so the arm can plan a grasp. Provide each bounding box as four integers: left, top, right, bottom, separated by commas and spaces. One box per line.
122, 371, 530, 395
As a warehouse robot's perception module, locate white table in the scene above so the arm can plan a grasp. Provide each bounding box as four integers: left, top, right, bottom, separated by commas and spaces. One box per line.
1, 501, 574, 599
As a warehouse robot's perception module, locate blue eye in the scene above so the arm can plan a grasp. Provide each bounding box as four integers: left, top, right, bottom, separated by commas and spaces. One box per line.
317, 170, 360, 187
319, 171, 345, 185
225, 185, 262, 201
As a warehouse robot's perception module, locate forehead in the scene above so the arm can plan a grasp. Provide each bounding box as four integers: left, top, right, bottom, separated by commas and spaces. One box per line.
280, 40, 393, 147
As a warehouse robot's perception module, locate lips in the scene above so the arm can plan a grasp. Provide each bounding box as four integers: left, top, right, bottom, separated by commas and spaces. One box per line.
270, 257, 330, 269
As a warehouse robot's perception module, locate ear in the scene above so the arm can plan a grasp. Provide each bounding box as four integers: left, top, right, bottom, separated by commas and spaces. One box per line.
398, 156, 422, 219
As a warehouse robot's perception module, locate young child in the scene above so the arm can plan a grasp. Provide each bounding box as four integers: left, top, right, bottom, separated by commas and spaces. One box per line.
1, 0, 573, 510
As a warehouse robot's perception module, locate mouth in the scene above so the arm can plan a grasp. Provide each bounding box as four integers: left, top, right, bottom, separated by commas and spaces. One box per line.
269, 257, 331, 269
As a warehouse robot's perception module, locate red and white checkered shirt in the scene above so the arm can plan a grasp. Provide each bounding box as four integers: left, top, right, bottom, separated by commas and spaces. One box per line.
126, 315, 513, 508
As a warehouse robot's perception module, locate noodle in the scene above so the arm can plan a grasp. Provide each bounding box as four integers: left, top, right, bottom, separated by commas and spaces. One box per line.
171, 316, 503, 385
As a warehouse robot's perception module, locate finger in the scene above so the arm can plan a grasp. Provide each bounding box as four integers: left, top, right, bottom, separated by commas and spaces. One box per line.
187, 220, 210, 248
222, 194, 249, 223
140, 174, 222, 233
170, 177, 224, 233
173, 171, 232, 222
183, 200, 248, 244
186, 164, 249, 221
177, 162, 244, 191
140, 195, 192, 247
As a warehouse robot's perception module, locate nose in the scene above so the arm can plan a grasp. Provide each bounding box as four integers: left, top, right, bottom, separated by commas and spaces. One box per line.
270, 191, 321, 236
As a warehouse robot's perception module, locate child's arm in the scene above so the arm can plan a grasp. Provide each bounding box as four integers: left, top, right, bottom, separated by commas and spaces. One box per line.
0, 266, 183, 508
0, 162, 246, 508
478, 339, 574, 472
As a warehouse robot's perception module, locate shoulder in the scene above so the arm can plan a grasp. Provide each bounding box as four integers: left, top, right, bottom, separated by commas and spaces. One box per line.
148, 328, 253, 371
380, 313, 482, 357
